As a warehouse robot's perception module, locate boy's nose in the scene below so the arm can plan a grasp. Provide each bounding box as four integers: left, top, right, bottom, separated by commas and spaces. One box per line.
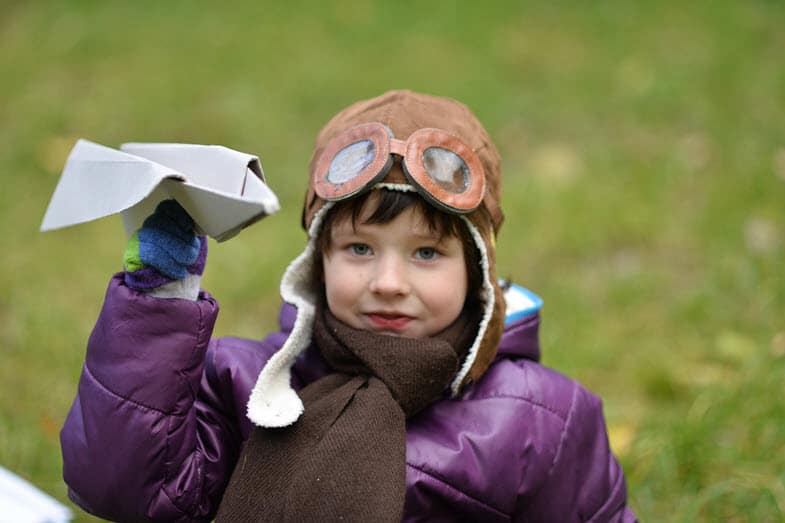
369, 255, 410, 296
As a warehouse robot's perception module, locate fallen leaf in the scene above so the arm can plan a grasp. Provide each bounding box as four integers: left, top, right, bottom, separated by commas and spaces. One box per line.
608, 422, 636, 456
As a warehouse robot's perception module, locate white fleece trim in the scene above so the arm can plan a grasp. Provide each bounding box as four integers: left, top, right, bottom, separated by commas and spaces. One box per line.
246, 202, 334, 427
450, 217, 494, 394
375, 182, 417, 193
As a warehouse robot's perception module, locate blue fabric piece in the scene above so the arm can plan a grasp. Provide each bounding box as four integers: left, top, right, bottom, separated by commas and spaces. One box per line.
142, 199, 196, 241
503, 283, 543, 325
137, 200, 201, 280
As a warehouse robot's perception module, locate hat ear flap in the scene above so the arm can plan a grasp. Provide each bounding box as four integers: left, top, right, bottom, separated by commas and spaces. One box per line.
466, 279, 505, 385
450, 213, 506, 394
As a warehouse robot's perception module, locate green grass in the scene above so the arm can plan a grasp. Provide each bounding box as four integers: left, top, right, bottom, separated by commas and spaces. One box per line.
2, 1, 784, 520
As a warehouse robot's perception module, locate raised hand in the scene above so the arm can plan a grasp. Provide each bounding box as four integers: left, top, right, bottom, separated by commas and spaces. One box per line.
123, 199, 207, 292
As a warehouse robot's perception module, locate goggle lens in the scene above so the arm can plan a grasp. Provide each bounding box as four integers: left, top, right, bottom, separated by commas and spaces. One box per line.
422, 146, 470, 194
327, 140, 376, 184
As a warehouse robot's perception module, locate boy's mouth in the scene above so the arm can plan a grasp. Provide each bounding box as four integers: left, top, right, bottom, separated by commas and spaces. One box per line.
365, 312, 414, 331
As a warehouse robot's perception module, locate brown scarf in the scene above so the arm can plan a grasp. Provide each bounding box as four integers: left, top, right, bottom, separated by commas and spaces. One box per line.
216, 303, 478, 522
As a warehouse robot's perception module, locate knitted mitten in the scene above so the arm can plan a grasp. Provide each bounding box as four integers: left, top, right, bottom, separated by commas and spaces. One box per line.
123, 199, 207, 298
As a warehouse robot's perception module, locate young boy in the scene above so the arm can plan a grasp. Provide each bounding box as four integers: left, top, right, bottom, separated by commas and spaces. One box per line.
60, 90, 636, 521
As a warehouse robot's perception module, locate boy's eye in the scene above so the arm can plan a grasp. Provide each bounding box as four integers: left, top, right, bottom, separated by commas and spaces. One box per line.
415, 247, 438, 260
350, 243, 372, 256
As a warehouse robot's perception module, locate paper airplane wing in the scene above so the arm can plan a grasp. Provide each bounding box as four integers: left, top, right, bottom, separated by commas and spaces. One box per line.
40, 139, 184, 232
119, 143, 279, 241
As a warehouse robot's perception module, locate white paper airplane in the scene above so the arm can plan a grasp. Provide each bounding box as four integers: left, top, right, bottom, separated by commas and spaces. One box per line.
40, 140, 280, 242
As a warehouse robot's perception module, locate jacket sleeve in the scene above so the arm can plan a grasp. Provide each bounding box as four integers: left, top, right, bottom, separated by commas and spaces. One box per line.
520, 384, 637, 523
60, 273, 237, 522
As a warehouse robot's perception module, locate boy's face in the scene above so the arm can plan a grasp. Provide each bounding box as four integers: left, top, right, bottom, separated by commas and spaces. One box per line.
323, 199, 468, 338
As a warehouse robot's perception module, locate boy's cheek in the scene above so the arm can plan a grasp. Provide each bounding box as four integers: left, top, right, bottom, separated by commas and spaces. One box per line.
324, 281, 366, 332
324, 262, 364, 307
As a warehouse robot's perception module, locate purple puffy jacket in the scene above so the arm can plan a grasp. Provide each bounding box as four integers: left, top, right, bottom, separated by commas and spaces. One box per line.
61, 275, 636, 522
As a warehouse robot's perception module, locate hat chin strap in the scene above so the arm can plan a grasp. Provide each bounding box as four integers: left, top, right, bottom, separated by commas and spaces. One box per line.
246, 184, 494, 428
245, 201, 332, 427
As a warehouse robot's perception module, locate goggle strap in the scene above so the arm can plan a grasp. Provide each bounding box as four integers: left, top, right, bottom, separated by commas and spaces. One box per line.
389, 137, 407, 156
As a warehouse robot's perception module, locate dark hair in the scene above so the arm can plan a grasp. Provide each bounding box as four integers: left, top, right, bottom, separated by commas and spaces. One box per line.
313, 190, 483, 303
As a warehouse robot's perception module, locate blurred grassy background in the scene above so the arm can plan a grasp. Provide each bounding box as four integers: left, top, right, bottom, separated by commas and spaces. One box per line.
1, 1, 783, 520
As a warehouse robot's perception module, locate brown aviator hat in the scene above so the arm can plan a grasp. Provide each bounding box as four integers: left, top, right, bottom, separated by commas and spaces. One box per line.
246, 90, 506, 428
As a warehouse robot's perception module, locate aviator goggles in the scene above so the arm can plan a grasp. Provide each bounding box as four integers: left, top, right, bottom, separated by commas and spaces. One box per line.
313, 122, 486, 214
